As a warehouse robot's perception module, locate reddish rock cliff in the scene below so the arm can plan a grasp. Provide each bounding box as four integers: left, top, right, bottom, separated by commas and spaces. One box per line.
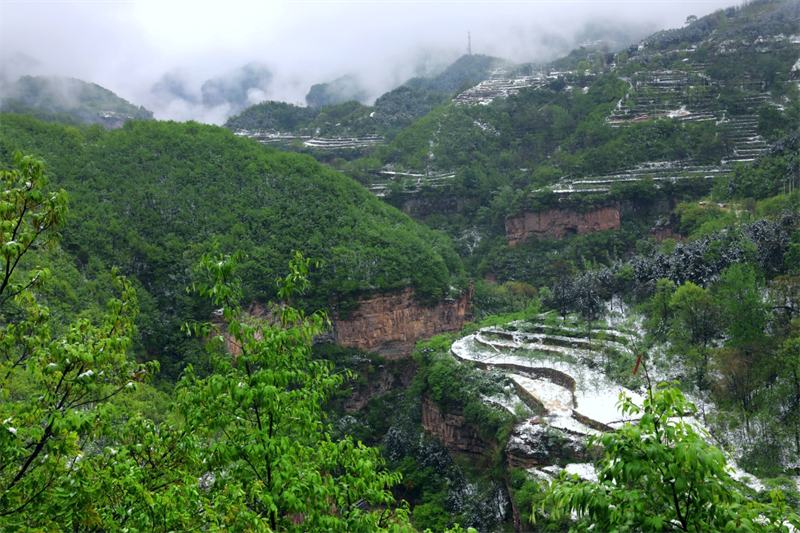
331, 284, 473, 359
505, 204, 621, 245
649, 213, 683, 243
421, 397, 494, 458
649, 226, 682, 243
219, 285, 472, 360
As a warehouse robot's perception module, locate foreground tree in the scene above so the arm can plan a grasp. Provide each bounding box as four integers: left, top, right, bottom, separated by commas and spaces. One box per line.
178, 251, 414, 532
0, 154, 169, 527
0, 152, 420, 530
539, 383, 800, 532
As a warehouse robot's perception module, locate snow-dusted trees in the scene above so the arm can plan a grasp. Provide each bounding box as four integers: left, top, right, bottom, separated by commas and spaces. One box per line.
540, 384, 800, 532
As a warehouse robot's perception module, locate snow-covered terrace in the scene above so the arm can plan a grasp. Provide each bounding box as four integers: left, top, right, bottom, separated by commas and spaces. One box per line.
454, 75, 546, 106
451, 316, 769, 490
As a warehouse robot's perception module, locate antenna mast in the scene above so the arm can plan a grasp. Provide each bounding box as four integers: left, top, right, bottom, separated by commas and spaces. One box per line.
467, 32, 472, 55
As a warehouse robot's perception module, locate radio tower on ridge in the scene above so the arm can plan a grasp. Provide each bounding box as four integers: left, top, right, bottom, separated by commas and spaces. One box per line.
467, 32, 472, 55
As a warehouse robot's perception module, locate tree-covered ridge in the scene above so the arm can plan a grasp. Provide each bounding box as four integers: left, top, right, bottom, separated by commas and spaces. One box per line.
375, 73, 633, 177
225, 100, 320, 132
225, 87, 448, 140
224, 53, 506, 139
0, 75, 153, 127
306, 74, 368, 107
0, 162, 419, 530
0, 114, 464, 378
403, 54, 510, 95
638, 0, 800, 53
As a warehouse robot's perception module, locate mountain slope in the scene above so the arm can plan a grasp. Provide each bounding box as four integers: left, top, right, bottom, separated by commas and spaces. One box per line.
404, 54, 509, 94
0, 114, 465, 377
0, 75, 153, 128
306, 74, 368, 107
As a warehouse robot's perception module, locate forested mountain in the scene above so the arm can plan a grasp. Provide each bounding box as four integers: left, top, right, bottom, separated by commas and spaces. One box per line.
225, 85, 449, 140
326, 0, 800, 283
0, 114, 464, 379
3, 1, 800, 531
402, 54, 509, 94
0, 75, 153, 128
200, 62, 273, 110
223, 54, 507, 146
306, 74, 368, 107
219, 1, 800, 530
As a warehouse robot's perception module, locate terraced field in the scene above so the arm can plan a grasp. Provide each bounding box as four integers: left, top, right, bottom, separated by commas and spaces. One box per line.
453, 74, 547, 106
233, 129, 385, 151
454, 317, 643, 430
367, 170, 457, 197
453, 314, 764, 487
549, 67, 776, 195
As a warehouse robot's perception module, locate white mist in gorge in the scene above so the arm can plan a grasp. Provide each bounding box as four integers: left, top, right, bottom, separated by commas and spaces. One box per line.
1, 1, 741, 124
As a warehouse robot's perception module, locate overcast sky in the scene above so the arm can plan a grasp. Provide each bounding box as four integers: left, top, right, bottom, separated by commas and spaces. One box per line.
1, 1, 742, 124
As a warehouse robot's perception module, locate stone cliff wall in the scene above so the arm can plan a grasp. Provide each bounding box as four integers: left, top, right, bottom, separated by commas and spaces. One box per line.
505, 419, 591, 469
342, 358, 417, 412
220, 284, 471, 360
332, 284, 473, 359
393, 193, 472, 218
649, 213, 683, 243
421, 397, 494, 458
505, 204, 621, 245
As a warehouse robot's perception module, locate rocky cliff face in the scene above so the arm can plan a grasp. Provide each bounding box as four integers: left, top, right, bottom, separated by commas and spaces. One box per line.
421, 397, 494, 458
331, 284, 473, 359
220, 284, 471, 360
649, 213, 683, 242
505, 419, 593, 470
342, 358, 417, 412
505, 205, 621, 245
392, 193, 472, 218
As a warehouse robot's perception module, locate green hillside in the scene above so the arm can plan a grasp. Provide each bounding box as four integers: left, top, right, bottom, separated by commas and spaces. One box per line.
223, 54, 504, 145
0, 114, 464, 377
3, 2, 800, 530
226, 86, 448, 140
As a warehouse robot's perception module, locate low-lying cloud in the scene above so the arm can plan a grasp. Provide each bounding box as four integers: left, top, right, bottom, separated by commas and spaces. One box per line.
1, 1, 740, 125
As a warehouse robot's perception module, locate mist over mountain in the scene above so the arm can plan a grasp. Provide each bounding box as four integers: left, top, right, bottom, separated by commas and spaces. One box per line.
404, 54, 508, 94
306, 74, 368, 107
200, 62, 273, 109
0, 75, 153, 127
150, 71, 200, 106
0, 1, 737, 125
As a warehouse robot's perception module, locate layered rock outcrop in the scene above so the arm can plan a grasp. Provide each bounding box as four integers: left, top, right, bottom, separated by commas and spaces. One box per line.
220, 284, 472, 360
331, 284, 473, 359
421, 397, 494, 458
505, 205, 621, 245
505, 419, 591, 469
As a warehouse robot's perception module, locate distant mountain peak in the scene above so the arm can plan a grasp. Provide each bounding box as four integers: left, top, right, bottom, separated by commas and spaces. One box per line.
0, 75, 152, 128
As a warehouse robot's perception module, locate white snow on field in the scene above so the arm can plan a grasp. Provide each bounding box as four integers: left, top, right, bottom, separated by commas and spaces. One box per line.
728, 462, 766, 492
453, 332, 644, 430
482, 392, 531, 416
456, 314, 770, 494
512, 375, 572, 414
526, 467, 557, 482
575, 386, 644, 427
565, 462, 599, 482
